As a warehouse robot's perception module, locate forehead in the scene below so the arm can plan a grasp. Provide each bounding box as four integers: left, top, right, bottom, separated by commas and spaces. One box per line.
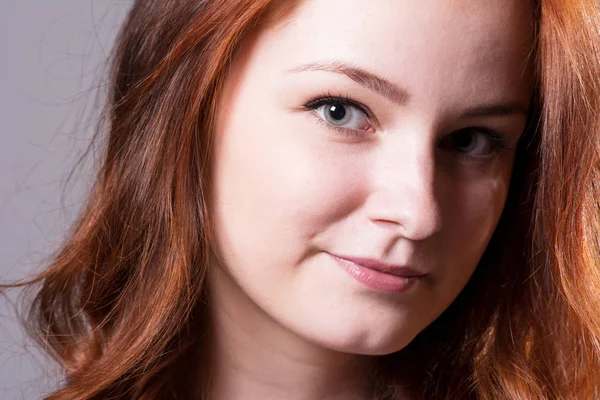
249, 0, 534, 111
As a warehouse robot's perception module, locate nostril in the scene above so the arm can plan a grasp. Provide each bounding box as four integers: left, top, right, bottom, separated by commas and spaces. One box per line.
366, 192, 443, 241
370, 218, 402, 230
370, 212, 442, 241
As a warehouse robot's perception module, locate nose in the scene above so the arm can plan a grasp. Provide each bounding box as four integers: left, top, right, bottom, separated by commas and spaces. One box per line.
365, 136, 443, 241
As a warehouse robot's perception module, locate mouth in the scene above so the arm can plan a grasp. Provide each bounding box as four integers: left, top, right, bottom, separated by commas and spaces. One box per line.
327, 253, 427, 294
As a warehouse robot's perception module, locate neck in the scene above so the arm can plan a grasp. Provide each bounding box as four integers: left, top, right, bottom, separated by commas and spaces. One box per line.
207, 265, 376, 400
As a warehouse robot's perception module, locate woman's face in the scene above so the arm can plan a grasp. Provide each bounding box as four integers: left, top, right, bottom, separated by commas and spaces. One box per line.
210, 0, 533, 355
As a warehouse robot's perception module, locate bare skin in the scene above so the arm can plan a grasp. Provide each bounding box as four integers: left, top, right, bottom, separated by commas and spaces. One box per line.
208, 0, 534, 398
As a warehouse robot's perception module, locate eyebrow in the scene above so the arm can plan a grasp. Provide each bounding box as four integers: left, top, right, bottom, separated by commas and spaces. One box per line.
288, 60, 529, 118
460, 102, 529, 119
288, 60, 410, 106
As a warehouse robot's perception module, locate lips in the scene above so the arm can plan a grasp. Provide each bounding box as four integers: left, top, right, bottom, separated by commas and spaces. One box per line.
333, 255, 427, 277
327, 252, 426, 293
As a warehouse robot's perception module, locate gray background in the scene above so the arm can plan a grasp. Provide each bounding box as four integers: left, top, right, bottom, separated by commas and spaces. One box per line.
1, 2, 129, 398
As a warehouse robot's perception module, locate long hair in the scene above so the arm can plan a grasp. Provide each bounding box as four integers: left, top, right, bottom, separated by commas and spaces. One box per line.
3, 0, 600, 398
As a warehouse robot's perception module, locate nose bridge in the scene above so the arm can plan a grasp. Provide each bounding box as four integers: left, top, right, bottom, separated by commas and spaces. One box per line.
368, 134, 442, 241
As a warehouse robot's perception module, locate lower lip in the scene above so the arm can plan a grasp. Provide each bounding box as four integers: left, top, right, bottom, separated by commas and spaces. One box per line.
330, 254, 423, 294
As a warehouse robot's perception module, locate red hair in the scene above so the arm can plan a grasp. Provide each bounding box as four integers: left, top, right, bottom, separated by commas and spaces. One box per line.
3, 0, 599, 398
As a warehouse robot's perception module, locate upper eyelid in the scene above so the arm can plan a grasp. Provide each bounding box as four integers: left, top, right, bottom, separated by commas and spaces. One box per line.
302, 97, 513, 159
303, 96, 375, 136
305, 96, 370, 115
303, 95, 375, 124
302, 95, 516, 145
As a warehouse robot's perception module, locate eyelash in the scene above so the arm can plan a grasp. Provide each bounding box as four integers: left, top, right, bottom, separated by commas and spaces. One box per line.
302, 92, 512, 161
303, 92, 373, 137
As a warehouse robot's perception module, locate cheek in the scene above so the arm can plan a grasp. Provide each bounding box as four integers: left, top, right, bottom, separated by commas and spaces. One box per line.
440, 170, 511, 272
211, 97, 365, 270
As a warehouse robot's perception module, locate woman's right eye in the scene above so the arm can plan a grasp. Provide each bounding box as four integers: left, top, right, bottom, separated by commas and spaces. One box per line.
303, 96, 374, 136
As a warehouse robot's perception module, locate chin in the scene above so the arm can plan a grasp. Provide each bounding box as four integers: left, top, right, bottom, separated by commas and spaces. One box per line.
342, 335, 416, 356
301, 317, 420, 356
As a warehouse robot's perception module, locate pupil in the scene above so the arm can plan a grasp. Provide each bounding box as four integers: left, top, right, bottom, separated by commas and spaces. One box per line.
456, 132, 474, 148
328, 104, 346, 121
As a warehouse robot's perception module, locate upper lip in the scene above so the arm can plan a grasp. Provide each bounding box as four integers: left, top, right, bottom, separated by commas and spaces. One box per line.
329, 253, 427, 277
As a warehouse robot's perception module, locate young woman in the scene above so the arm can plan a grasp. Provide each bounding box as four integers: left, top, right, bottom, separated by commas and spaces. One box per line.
5, 0, 600, 398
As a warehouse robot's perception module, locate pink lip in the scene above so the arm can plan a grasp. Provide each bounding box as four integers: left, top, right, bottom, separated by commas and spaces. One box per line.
328, 253, 426, 293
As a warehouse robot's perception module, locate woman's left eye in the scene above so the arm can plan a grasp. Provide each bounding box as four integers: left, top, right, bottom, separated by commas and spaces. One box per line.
440, 128, 511, 159
303, 96, 373, 135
